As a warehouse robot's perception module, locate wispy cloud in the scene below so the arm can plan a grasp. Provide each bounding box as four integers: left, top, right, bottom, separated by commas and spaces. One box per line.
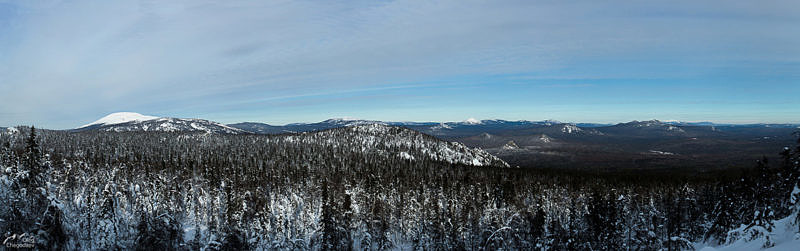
0, 0, 798, 128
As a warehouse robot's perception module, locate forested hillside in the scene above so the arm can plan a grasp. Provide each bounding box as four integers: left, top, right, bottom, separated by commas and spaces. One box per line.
1, 126, 798, 250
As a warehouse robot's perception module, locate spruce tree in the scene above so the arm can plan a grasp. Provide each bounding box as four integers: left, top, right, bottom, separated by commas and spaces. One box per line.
22, 126, 43, 190
530, 206, 546, 248
320, 180, 337, 250
706, 183, 736, 244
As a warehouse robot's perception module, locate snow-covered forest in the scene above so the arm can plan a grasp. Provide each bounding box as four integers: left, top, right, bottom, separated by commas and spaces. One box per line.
1, 126, 799, 250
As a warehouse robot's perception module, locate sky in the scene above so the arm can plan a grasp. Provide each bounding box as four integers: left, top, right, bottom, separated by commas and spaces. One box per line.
0, 0, 798, 129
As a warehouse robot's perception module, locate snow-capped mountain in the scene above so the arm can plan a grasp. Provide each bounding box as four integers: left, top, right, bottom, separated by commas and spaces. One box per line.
75, 113, 245, 134
79, 112, 159, 128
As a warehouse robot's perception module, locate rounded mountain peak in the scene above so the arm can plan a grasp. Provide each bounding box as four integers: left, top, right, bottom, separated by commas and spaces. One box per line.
79, 112, 159, 128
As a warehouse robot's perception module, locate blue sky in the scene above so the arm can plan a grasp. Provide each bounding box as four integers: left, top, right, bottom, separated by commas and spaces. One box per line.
0, 0, 798, 129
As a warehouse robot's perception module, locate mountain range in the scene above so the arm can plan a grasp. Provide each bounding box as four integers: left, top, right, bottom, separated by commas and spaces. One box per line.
68, 112, 799, 136
50, 112, 800, 171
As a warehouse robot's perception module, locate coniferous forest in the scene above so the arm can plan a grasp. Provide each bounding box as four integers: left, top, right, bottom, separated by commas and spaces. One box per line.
1, 126, 799, 250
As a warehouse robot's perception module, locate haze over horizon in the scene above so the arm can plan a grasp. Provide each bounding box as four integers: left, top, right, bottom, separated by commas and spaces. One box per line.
1, 0, 799, 129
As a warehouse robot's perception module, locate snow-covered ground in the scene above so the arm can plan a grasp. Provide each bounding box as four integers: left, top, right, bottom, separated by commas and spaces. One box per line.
696, 215, 800, 251
697, 186, 800, 251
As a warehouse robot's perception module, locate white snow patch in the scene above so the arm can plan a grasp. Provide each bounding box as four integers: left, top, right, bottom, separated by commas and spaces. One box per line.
541, 119, 561, 126
431, 123, 452, 130
471, 158, 483, 166
561, 124, 582, 134
399, 152, 415, 160
648, 150, 676, 155
464, 118, 481, 125
502, 141, 519, 150
667, 125, 686, 132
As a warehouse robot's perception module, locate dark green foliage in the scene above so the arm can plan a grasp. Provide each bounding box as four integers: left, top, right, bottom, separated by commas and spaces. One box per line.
135, 213, 182, 250
586, 188, 620, 250
220, 229, 248, 251
320, 180, 337, 250
528, 206, 546, 248
20, 126, 43, 190
747, 157, 777, 233
36, 204, 68, 250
